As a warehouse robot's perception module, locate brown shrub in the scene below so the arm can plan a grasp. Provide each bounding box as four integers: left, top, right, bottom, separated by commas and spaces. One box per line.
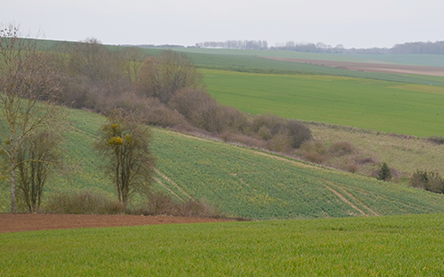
356, 156, 378, 165
169, 88, 224, 133
143, 191, 221, 218
286, 120, 312, 149
42, 190, 125, 215
427, 136, 444, 145
219, 131, 268, 149
300, 141, 328, 156
345, 163, 359, 173
329, 141, 354, 156
220, 106, 249, 133
251, 114, 285, 134
258, 126, 272, 140
269, 134, 292, 153
302, 152, 327, 164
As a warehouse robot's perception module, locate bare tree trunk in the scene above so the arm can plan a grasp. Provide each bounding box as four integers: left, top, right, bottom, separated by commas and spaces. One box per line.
10, 157, 16, 213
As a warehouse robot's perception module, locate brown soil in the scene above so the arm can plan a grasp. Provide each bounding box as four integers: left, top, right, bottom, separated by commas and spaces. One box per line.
0, 214, 232, 233
262, 57, 444, 77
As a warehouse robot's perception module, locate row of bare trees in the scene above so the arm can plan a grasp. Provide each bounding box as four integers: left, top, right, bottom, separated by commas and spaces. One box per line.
0, 25, 312, 213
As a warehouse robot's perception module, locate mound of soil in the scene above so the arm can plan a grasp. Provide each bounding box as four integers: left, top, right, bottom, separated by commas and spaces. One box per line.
0, 214, 231, 233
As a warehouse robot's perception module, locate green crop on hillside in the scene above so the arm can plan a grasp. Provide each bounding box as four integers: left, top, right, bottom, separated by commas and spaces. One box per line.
2, 108, 444, 218
152, 128, 444, 219
203, 69, 444, 137
2, 214, 444, 276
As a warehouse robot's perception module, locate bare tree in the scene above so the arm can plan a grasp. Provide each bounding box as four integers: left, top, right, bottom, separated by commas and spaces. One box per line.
95, 109, 155, 207
135, 50, 204, 103
121, 47, 146, 84
0, 25, 61, 213
16, 128, 62, 213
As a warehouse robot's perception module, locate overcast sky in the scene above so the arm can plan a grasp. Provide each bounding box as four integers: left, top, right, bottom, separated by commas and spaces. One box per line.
2, 0, 443, 49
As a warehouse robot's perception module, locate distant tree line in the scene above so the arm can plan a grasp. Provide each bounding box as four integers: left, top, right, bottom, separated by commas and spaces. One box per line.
390, 41, 444, 55
272, 41, 444, 55
195, 39, 444, 55
195, 40, 268, 50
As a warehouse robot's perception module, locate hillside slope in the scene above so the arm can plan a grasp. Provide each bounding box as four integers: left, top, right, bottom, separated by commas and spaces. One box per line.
1, 108, 444, 219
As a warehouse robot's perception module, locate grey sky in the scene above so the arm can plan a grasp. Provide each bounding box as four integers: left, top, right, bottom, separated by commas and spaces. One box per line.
2, 0, 443, 48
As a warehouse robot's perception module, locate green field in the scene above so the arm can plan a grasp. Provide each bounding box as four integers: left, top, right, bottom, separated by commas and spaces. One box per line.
174, 47, 444, 67
2, 214, 444, 276
2, 108, 444, 219
203, 69, 444, 137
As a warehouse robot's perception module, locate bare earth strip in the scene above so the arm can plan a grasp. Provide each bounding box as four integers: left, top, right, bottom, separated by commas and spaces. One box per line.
325, 182, 379, 216
323, 184, 367, 216
262, 57, 444, 77
0, 214, 231, 233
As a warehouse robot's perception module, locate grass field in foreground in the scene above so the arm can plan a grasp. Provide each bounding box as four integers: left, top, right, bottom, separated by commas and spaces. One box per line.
203, 69, 444, 137
2, 214, 444, 276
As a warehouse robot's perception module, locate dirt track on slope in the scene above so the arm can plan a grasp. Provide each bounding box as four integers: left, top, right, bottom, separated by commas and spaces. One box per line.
0, 214, 231, 233
262, 57, 444, 77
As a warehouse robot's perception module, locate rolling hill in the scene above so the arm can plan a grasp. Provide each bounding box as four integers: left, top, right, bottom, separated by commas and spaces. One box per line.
2, 108, 443, 219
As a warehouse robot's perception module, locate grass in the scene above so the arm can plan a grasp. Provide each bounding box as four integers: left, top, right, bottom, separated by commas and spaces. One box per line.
308, 122, 444, 177
203, 69, 444, 137
1, 213, 444, 276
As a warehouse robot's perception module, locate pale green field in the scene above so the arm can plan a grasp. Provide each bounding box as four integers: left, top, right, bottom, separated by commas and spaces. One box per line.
203, 69, 444, 137
2, 214, 444, 276
309, 123, 444, 177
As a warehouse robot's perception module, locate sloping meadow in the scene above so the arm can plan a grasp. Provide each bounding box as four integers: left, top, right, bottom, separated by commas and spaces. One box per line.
1, 108, 444, 219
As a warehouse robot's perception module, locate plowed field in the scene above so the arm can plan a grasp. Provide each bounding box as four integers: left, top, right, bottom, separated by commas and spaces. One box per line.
263, 57, 444, 77
0, 214, 231, 233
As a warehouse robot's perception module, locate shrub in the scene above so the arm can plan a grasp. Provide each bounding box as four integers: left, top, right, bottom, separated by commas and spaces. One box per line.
169, 88, 224, 133
345, 163, 359, 173
286, 120, 312, 149
427, 136, 444, 145
268, 134, 292, 153
219, 132, 268, 149
410, 169, 429, 189
377, 162, 392, 181
329, 141, 354, 156
410, 170, 444, 193
143, 191, 221, 218
302, 152, 327, 164
220, 106, 249, 133
251, 114, 285, 135
258, 126, 272, 140
42, 190, 125, 214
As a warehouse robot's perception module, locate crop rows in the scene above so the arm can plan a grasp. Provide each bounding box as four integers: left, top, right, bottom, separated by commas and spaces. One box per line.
151, 128, 444, 219
2, 107, 444, 219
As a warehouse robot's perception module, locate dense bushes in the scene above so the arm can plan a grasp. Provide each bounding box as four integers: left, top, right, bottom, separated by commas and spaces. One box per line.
42, 190, 125, 214
410, 170, 444, 193
427, 136, 444, 145
141, 191, 221, 218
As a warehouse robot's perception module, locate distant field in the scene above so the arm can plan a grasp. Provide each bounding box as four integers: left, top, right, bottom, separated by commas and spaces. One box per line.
203, 69, 444, 137
175, 47, 444, 67
2, 214, 444, 276
264, 57, 444, 77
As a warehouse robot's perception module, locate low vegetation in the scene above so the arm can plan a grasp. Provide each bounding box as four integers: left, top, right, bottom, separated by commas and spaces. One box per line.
41, 190, 125, 215
410, 169, 444, 194
2, 214, 444, 276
